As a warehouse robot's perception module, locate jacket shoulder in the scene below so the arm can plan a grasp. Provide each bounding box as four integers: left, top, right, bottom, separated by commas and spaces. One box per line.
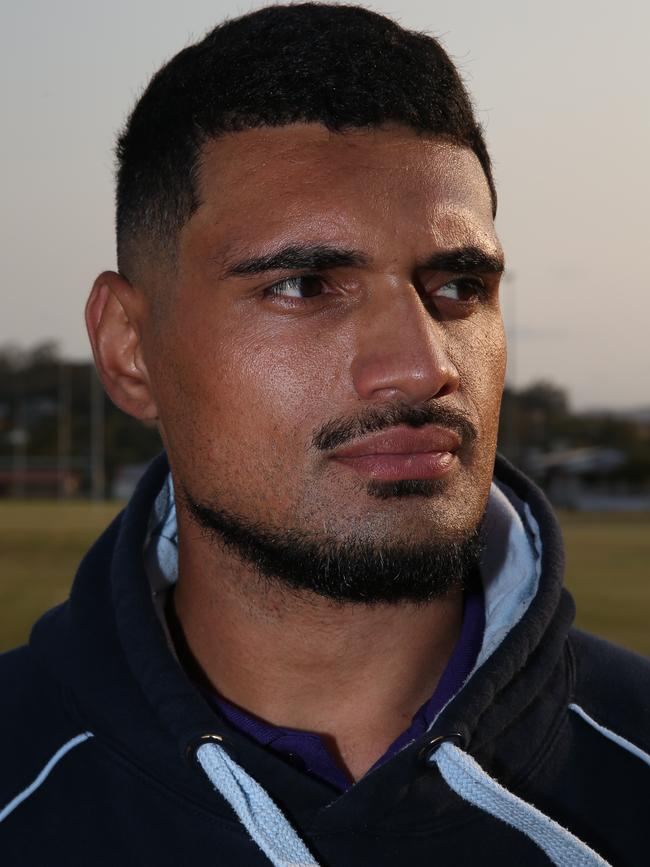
569, 627, 650, 751
0, 641, 89, 813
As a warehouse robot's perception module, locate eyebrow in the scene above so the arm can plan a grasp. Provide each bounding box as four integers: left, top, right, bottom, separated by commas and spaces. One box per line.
422, 246, 505, 274
222, 244, 369, 277
220, 242, 504, 278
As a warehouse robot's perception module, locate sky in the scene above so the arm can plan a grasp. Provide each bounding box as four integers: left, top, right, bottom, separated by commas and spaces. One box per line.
1, 0, 649, 410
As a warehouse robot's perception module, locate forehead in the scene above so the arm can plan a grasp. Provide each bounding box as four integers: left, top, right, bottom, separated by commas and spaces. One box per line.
184, 124, 499, 267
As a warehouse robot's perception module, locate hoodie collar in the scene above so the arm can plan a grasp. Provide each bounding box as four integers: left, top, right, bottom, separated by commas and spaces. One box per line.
144, 465, 544, 689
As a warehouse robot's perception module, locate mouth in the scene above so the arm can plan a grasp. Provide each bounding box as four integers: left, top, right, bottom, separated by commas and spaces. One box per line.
328, 425, 461, 482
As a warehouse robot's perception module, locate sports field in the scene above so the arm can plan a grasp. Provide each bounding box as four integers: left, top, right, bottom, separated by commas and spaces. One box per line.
0, 501, 648, 656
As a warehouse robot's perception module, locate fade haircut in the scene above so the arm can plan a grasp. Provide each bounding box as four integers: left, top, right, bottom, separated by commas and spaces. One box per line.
116, 3, 496, 283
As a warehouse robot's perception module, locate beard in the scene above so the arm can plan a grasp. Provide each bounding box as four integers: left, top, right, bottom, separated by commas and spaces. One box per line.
183, 400, 486, 604
183, 483, 484, 605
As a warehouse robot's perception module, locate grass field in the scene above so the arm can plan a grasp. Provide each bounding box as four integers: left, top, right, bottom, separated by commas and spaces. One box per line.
0, 501, 648, 656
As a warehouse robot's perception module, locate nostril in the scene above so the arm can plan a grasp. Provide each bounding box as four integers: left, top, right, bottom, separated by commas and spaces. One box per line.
435, 377, 459, 399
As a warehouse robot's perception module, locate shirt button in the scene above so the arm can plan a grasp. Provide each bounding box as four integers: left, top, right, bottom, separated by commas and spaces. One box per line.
285, 752, 307, 771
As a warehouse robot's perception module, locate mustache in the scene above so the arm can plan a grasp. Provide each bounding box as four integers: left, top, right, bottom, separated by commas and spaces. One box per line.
312, 402, 478, 453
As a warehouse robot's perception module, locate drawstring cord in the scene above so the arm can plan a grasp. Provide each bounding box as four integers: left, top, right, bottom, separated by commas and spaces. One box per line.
198, 736, 613, 867
428, 741, 611, 866
196, 742, 320, 867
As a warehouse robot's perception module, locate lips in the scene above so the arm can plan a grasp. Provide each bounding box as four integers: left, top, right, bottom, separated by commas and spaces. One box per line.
329, 425, 461, 482
330, 425, 461, 459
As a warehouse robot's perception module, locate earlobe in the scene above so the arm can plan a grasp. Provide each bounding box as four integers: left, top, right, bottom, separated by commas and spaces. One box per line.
85, 271, 158, 422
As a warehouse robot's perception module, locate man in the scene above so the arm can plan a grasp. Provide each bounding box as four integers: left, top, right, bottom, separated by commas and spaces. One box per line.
1, 5, 648, 865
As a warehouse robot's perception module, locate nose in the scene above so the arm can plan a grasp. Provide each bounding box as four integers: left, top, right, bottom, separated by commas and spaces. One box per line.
350, 284, 460, 405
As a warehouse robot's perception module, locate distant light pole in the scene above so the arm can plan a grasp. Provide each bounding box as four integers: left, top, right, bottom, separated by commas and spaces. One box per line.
9, 420, 28, 499
90, 369, 105, 500
57, 361, 71, 498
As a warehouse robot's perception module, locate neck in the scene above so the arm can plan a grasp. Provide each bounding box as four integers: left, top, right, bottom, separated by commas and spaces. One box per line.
173, 513, 464, 781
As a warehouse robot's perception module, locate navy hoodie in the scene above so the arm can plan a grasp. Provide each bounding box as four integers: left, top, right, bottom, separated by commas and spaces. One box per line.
1, 454, 649, 866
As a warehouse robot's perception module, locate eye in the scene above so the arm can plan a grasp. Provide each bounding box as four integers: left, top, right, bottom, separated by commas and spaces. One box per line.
433, 277, 486, 303
264, 275, 325, 299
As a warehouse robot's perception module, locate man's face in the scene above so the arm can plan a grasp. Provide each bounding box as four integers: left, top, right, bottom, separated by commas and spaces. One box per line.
143, 124, 506, 599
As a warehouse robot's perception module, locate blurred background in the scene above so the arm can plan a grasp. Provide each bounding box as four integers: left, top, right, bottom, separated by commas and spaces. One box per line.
1, 0, 648, 654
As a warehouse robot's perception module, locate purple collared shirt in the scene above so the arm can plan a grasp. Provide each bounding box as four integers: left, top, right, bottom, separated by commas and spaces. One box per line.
206, 582, 485, 791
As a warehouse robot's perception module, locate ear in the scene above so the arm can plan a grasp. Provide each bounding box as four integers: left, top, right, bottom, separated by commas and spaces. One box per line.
85, 271, 158, 421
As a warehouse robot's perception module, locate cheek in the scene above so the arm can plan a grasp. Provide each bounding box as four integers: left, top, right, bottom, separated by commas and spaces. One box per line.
164, 319, 351, 519
452, 314, 506, 432
158, 311, 340, 470
233, 334, 316, 422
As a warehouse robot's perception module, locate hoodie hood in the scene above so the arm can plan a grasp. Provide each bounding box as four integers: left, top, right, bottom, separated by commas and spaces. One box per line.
29, 452, 576, 834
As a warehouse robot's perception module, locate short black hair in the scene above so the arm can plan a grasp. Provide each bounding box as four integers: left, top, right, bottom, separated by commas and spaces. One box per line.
116, 3, 496, 282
